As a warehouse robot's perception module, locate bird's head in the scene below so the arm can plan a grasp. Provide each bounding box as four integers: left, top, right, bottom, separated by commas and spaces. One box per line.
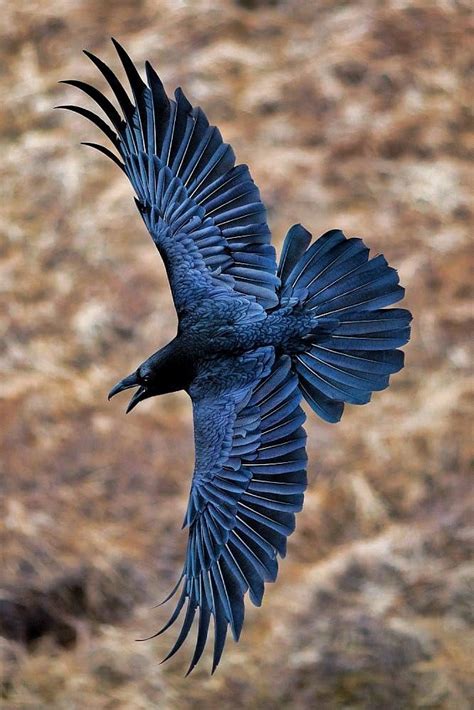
107, 360, 158, 413
107, 340, 189, 412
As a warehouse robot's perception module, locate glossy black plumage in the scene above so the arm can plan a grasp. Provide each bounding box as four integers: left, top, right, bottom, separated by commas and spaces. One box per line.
59, 40, 412, 672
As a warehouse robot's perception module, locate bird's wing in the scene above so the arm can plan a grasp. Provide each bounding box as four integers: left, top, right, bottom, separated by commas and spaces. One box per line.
146, 347, 307, 674
59, 40, 279, 315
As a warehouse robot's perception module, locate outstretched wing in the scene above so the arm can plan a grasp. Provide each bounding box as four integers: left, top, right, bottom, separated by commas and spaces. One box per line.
146, 348, 307, 674
58, 39, 279, 314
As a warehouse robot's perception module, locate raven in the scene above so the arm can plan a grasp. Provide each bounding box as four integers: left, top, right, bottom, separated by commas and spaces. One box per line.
59, 39, 412, 674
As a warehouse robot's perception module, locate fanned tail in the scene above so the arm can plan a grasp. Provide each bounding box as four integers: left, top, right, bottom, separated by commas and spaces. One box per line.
279, 225, 412, 423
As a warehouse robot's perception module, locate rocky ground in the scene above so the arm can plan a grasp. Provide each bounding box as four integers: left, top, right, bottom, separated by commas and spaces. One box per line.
0, 0, 472, 708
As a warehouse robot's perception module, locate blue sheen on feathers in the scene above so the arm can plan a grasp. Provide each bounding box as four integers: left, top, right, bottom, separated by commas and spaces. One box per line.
59, 40, 412, 673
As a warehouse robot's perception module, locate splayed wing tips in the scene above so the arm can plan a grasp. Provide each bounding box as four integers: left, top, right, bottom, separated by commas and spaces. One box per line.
55, 103, 121, 149
185, 599, 211, 676
61, 40, 278, 311
151, 572, 185, 609
145, 61, 171, 154
149, 351, 306, 672
111, 37, 150, 152
83, 49, 135, 121
81, 141, 126, 170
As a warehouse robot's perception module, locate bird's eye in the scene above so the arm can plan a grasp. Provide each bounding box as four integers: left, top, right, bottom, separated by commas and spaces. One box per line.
142, 373, 150, 383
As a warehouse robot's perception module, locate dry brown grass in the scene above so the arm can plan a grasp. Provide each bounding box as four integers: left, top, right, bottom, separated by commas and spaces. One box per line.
1, 0, 472, 707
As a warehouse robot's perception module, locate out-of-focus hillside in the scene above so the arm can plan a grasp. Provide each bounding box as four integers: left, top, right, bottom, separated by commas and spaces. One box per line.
0, 0, 472, 707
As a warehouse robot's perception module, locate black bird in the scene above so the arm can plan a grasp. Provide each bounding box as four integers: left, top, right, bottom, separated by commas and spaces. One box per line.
59, 39, 412, 674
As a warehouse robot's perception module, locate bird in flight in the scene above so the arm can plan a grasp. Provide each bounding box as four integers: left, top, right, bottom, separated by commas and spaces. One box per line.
59, 39, 412, 674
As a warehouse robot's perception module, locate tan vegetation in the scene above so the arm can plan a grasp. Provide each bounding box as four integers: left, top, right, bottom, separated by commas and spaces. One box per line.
0, 0, 472, 707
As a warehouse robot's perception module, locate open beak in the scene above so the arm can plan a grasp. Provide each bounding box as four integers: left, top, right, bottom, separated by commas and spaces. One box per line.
108, 373, 148, 413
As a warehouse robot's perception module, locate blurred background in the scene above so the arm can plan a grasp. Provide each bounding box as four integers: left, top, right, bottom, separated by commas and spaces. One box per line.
1, 0, 472, 707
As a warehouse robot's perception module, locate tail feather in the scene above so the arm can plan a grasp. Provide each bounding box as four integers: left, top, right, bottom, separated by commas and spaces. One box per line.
302, 240, 370, 297
284, 235, 369, 296
332, 309, 411, 334
278, 225, 412, 423
313, 346, 405, 376
295, 355, 372, 405
282, 229, 346, 292
277, 224, 312, 283
305, 253, 387, 309
296, 350, 390, 391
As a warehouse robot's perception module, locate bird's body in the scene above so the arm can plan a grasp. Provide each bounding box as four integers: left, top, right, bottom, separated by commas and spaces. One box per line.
163, 299, 311, 374
60, 40, 412, 674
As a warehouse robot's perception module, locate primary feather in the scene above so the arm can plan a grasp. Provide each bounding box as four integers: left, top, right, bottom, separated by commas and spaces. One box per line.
59, 40, 412, 673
